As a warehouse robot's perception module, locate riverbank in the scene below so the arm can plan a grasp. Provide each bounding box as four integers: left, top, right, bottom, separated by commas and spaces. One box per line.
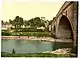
1, 36, 72, 42
1, 52, 75, 57
43, 48, 72, 54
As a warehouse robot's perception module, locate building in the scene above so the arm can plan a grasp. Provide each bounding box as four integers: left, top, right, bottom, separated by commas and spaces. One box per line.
37, 26, 45, 30
2, 22, 12, 30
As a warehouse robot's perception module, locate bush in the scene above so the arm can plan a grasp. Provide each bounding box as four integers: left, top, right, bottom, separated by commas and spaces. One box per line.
1, 31, 12, 36
12, 28, 45, 32
11, 32, 51, 37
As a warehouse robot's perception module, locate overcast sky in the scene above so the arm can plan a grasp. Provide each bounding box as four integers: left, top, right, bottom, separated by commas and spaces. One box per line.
2, 0, 65, 22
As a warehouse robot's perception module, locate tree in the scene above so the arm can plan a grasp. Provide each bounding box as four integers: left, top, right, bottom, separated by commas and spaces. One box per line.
12, 16, 24, 29
1, 20, 4, 25
34, 17, 41, 27
19, 17, 24, 28
13, 16, 19, 29
28, 18, 34, 26
9, 19, 13, 25
27, 17, 45, 28
24, 20, 30, 28
24, 20, 27, 28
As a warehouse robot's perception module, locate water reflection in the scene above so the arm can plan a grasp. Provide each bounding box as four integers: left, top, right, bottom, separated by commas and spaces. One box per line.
52, 42, 73, 51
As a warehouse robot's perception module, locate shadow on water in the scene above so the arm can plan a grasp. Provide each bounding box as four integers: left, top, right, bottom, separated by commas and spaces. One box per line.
52, 42, 73, 51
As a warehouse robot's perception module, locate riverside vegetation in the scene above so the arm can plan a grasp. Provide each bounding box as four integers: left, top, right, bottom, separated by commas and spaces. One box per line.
2, 30, 51, 37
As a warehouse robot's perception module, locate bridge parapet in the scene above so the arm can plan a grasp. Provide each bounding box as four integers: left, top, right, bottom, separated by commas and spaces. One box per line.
56, 1, 74, 18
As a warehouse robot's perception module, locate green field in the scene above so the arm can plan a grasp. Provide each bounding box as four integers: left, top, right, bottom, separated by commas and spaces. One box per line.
2, 31, 51, 37
12, 32, 51, 37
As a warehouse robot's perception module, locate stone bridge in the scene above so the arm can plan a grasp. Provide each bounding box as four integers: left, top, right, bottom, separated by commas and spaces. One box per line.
51, 1, 78, 52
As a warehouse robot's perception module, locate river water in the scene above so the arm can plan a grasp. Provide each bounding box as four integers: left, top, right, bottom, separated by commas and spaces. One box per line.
1, 39, 73, 53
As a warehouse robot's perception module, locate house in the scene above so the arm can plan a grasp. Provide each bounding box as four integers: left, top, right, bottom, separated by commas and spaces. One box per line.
37, 26, 45, 30
2, 22, 12, 30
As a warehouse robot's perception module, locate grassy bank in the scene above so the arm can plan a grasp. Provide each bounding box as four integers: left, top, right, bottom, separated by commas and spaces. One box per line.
2, 32, 51, 37
1, 52, 75, 57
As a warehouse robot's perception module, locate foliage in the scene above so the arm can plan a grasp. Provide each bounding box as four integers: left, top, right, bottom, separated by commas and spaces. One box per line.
8, 16, 46, 31
27, 17, 45, 27
11, 32, 51, 37
11, 28, 45, 32
1, 20, 4, 24
9, 19, 13, 25
24, 20, 28, 28
13, 16, 24, 29
1, 29, 51, 37
2, 30, 12, 36
2, 16, 52, 32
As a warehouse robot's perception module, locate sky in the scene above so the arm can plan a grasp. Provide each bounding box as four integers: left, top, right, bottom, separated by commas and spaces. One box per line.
2, 0, 65, 22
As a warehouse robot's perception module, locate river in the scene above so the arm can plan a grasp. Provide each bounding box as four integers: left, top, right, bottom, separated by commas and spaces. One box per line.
1, 39, 73, 53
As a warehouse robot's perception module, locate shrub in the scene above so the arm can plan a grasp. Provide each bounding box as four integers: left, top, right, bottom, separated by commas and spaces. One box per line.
12, 28, 45, 32
1, 31, 12, 36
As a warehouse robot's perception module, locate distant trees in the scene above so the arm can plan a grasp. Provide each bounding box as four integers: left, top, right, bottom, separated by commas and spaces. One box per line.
27, 17, 45, 28
3, 16, 57, 32
9, 19, 13, 25
24, 20, 28, 28
9, 16, 24, 29
2, 16, 56, 31
13, 16, 24, 29
8, 16, 45, 29
1, 20, 4, 24
2, 16, 57, 32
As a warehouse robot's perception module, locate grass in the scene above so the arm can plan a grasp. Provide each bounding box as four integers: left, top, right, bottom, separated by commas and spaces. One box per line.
1, 52, 75, 57
2, 28, 51, 37
14, 32, 51, 36
2, 31, 51, 37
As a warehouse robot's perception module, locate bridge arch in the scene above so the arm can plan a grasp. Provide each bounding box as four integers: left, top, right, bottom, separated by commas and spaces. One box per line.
57, 15, 73, 39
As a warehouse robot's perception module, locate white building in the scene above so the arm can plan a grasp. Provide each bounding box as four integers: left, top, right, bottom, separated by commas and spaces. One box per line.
22, 25, 31, 28
2, 23, 12, 30
37, 26, 45, 30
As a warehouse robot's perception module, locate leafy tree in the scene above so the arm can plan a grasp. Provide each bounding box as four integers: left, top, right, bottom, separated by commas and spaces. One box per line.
27, 17, 45, 28
19, 17, 24, 28
34, 17, 41, 27
12, 16, 24, 29
9, 19, 13, 25
28, 18, 34, 26
8, 16, 46, 30
13, 16, 19, 29
1, 20, 4, 25
24, 20, 28, 28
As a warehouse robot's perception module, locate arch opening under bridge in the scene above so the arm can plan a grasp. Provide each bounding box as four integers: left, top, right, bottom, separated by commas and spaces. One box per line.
57, 15, 73, 40
53, 26, 56, 38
